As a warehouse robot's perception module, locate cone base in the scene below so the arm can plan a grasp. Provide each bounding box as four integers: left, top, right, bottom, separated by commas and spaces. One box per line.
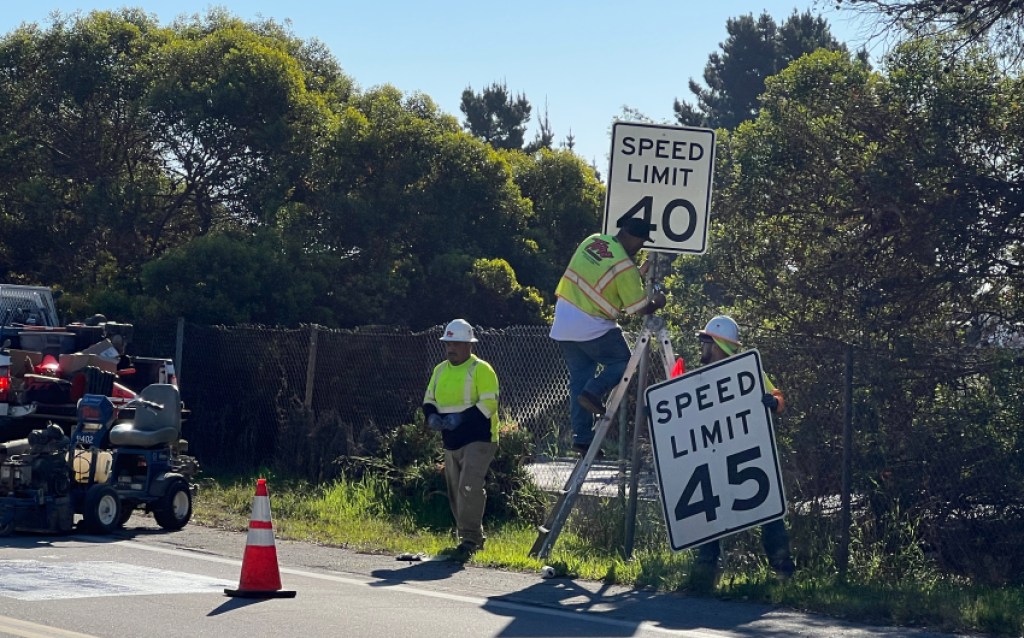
224, 588, 297, 599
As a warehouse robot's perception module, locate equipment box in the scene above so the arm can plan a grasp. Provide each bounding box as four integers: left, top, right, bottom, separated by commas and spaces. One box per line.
17, 331, 76, 356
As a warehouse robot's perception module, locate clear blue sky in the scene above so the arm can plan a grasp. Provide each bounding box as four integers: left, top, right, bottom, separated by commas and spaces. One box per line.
0, 2, 881, 177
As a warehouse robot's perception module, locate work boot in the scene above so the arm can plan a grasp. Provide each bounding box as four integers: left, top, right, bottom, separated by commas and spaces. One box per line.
578, 391, 606, 415
451, 540, 480, 561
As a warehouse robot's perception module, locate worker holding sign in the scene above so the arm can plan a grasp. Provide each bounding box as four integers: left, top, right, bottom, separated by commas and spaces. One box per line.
689, 315, 795, 588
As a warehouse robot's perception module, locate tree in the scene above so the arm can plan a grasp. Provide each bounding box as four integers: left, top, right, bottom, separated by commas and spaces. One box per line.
0, 9, 172, 289
306, 86, 546, 329
503, 148, 604, 293
0, 9, 349, 303
524, 101, 554, 154
665, 44, 1024, 570
460, 82, 531, 150
672, 42, 1024, 343
674, 11, 849, 129
136, 230, 325, 325
835, 0, 1024, 65
146, 10, 337, 230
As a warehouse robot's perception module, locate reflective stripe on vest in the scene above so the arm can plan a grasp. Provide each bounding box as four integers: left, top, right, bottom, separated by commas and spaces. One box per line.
556, 235, 646, 320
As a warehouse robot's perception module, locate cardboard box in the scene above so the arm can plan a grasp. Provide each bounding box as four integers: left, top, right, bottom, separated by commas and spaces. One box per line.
58, 339, 120, 375
80, 338, 120, 360
58, 353, 118, 375
7, 349, 43, 377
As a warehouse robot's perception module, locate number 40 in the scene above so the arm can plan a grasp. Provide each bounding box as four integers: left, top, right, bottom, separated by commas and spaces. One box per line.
674, 446, 770, 523
616, 195, 698, 242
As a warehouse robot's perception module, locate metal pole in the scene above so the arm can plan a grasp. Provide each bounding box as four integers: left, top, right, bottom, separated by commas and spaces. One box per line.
617, 395, 628, 501
304, 325, 319, 410
623, 252, 666, 558
174, 317, 184, 388
838, 343, 854, 578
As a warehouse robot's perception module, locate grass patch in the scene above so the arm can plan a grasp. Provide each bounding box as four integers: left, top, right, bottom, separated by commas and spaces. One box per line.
192, 474, 1023, 637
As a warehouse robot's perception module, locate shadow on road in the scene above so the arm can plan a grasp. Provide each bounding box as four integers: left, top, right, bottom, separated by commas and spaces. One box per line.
481, 576, 775, 637
370, 555, 465, 586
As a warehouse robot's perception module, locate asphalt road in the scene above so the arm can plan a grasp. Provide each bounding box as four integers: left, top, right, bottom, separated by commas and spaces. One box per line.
0, 515, 973, 638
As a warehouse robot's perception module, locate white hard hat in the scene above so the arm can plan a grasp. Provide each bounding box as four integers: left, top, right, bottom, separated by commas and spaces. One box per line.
440, 318, 478, 343
698, 315, 741, 346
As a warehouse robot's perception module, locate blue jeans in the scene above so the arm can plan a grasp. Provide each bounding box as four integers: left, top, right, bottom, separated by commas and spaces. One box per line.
696, 518, 793, 570
557, 329, 631, 446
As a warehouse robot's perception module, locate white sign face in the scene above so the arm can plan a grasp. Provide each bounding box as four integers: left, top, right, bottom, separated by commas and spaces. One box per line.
603, 122, 716, 254
645, 350, 786, 551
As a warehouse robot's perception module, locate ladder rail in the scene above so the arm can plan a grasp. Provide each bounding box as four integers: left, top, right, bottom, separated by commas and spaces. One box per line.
530, 321, 676, 559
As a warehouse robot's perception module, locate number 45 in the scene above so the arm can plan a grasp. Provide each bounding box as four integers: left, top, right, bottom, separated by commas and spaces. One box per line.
616, 195, 698, 242
674, 447, 770, 523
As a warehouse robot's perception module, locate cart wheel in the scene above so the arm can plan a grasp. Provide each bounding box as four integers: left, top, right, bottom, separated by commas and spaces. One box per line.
83, 485, 122, 534
154, 479, 192, 530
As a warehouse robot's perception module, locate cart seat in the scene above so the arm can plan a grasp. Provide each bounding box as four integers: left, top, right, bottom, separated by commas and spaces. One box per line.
109, 384, 181, 448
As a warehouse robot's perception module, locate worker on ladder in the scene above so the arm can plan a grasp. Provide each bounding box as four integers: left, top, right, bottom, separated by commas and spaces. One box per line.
690, 315, 796, 588
549, 218, 667, 457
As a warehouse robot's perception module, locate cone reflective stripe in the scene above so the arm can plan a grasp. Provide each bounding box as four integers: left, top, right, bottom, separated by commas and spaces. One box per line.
224, 478, 296, 598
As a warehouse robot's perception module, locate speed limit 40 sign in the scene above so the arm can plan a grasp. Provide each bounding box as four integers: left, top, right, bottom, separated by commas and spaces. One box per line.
603, 121, 716, 254
645, 350, 786, 551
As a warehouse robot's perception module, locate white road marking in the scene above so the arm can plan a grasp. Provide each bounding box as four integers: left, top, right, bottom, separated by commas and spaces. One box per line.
0, 560, 230, 601
130, 542, 732, 637
0, 614, 101, 638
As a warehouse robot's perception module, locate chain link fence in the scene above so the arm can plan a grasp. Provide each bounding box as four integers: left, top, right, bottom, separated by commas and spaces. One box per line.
132, 320, 1024, 586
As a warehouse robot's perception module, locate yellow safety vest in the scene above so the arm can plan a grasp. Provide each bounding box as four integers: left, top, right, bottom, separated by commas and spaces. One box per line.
713, 337, 786, 413
555, 234, 647, 320
423, 354, 500, 441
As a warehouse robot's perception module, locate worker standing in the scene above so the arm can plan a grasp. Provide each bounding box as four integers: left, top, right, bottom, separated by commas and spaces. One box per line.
422, 319, 500, 560
689, 315, 796, 588
549, 218, 667, 456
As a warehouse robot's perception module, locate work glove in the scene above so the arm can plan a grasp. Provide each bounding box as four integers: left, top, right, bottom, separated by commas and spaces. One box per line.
442, 413, 463, 431
762, 393, 779, 411
426, 414, 445, 431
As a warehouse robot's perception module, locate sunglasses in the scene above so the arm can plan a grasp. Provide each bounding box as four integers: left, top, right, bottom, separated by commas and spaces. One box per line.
698, 335, 714, 344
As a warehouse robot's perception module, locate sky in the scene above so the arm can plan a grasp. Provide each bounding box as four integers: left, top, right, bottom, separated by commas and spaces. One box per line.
0, 1, 884, 177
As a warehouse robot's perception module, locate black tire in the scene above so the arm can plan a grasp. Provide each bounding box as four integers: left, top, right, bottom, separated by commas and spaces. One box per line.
153, 479, 192, 530
0, 518, 14, 537
83, 484, 121, 534
118, 502, 136, 527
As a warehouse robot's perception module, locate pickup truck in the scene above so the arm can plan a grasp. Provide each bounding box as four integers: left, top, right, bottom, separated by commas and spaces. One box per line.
0, 284, 179, 441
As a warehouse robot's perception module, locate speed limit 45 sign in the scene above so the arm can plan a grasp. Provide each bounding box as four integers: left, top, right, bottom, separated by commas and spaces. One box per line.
645, 350, 786, 551
603, 121, 716, 254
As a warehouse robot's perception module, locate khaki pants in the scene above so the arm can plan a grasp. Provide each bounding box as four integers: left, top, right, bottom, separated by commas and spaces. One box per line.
444, 441, 497, 547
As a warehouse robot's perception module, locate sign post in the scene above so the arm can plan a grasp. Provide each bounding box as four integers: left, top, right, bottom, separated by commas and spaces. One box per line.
644, 350, 786, 551
603, 122, 716, 255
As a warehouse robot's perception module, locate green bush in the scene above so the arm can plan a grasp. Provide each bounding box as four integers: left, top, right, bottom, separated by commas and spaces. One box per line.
337, 419, 547, 531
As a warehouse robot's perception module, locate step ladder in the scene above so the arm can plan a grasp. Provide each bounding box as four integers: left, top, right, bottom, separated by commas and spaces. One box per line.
529, 314, 677, 559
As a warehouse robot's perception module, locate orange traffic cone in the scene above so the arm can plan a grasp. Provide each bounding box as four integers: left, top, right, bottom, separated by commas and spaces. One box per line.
224, 478, 296, 598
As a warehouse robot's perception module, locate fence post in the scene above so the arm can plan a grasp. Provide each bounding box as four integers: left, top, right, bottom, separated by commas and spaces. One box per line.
304, 325, 319, 410
175, 317, 184, 388
838, 342, 854, 578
